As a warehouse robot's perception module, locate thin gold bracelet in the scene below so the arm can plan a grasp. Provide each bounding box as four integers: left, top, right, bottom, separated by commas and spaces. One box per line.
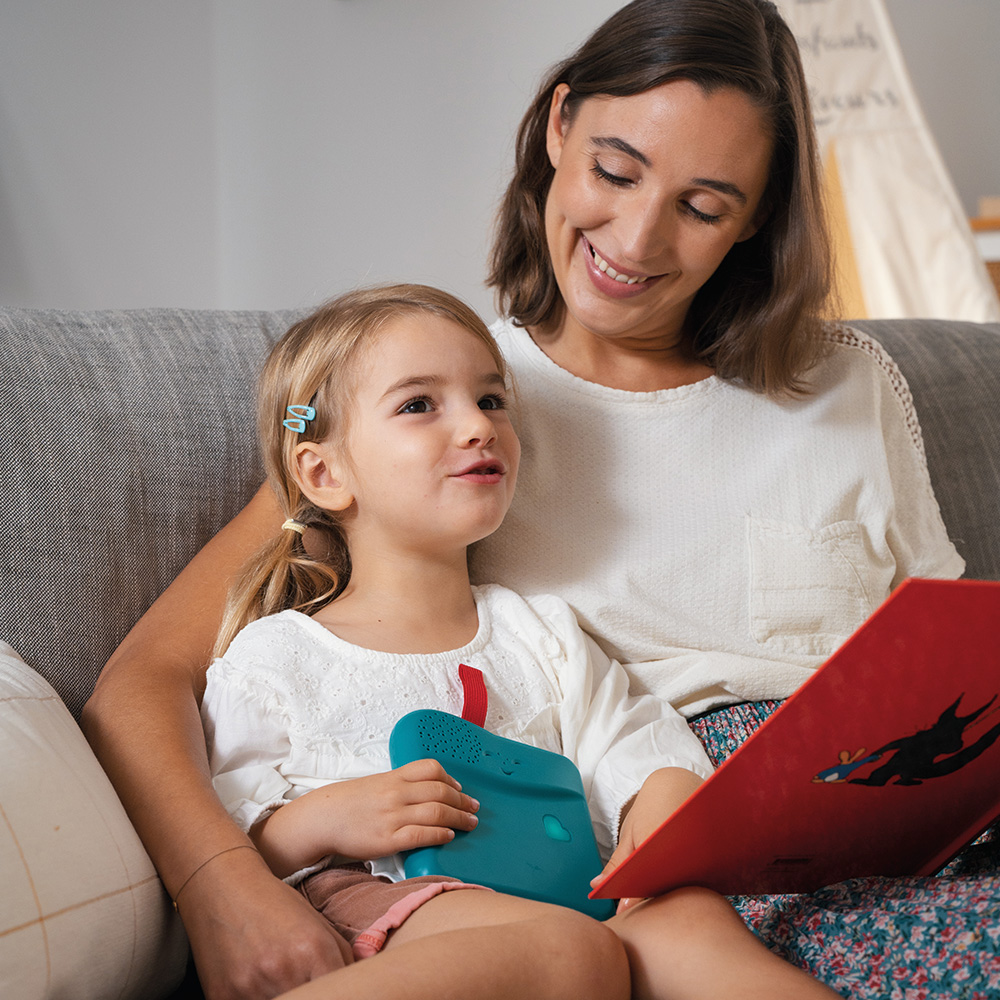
172, 844, 258, 911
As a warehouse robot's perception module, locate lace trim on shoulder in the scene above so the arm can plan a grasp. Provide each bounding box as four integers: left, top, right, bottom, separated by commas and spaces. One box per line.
820, 323, 925, 461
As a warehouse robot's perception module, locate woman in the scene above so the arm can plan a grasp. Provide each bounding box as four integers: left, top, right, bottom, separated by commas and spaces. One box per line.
473, 0, 963, 709
82, 3, 973, 999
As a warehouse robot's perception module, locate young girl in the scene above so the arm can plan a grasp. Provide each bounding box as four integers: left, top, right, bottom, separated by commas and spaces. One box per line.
199, 283, 841, 1000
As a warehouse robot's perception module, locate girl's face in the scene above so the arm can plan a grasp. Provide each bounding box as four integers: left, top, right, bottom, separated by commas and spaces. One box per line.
303, 314, 519, 559
543, 78, 773, 348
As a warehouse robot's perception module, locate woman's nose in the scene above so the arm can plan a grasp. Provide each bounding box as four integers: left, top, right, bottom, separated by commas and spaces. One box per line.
616, 195, 674, 267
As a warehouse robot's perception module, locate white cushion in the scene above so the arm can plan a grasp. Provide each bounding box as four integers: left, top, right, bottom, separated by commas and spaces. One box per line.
0, 642, 188, 998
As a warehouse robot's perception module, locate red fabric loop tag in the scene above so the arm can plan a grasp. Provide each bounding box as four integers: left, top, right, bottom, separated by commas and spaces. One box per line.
458, 663, 488, 728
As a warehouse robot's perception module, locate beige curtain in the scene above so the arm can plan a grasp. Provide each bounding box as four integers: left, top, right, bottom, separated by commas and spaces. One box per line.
776, 0, 1000, 321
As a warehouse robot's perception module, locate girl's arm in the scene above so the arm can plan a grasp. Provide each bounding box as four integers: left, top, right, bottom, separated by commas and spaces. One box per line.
589, 766, 704, 914
598, 766, 705, 876
80, 485, 345, 1000
201, 637, 481, 883
249, 760, 481, 880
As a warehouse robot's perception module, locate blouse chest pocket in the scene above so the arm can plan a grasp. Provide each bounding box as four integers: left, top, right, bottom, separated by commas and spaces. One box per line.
747, 516, 877, 658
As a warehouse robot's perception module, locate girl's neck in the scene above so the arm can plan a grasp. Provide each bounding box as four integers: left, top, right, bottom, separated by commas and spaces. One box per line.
311, 546, 479, 655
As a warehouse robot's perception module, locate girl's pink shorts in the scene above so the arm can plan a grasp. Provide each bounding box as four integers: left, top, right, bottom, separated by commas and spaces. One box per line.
298, 864, 491, 960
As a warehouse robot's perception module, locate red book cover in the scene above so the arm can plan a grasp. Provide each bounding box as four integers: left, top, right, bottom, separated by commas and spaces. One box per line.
591, 578, 1000, 900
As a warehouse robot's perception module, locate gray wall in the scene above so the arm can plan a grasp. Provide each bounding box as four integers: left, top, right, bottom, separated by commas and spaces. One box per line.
884, 0, 1000, 221
1, 0, 996, 315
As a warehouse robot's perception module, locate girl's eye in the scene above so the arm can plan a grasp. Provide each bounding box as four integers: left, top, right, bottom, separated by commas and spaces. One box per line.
478, 393, 507, 411
399, 397, 433, 414
590, 161, 633, 188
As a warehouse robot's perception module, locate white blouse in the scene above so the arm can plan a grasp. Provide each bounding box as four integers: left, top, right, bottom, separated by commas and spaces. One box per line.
471, 322, 964, 716
201, 584, 714, 883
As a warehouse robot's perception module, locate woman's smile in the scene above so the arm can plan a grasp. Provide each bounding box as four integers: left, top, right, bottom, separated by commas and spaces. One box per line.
541, 79, 773, 360
581, 235, 665, 298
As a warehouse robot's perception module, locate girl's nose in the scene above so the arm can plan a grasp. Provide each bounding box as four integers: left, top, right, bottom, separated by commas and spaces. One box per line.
459, 404, 497, 447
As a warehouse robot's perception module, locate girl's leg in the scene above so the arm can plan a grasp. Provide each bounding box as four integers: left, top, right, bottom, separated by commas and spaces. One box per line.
276, 890, 629, 1000
609, 887, 843, 1000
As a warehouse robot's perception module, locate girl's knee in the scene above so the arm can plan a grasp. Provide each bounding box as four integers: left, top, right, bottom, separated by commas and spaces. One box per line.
614, 886, 747, 950
661, 885, 741, 922
647, 885, 737, 921
565, 907, 627, 958
549, 909, 630, 999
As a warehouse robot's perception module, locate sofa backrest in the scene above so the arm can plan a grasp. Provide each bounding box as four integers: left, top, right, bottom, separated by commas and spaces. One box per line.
0, 308, 303, 717
852, 318, 1000, 583
0, 310, 997, 718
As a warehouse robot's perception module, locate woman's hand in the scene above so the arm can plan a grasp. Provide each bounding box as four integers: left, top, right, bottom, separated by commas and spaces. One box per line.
176, 844, 348, 1000
252, 759, 481, 878
592, 766, 704, 914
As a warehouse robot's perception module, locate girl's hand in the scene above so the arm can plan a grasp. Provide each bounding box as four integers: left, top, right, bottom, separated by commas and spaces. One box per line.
251, 759, 480, 878
308, 759, 481, 859
591, 766, 705, 914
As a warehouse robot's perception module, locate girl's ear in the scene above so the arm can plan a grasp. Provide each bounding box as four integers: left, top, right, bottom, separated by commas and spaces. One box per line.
545, 83, 572, 170
292, 441, 355, 512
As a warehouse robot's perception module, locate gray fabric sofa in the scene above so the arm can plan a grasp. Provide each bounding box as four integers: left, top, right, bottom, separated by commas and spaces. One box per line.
1, 307, 998, 998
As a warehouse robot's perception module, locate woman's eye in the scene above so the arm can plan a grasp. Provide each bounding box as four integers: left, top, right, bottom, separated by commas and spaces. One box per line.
399, 397, 433, 414
590, 161, 632, 188
684, 202, 723, 225
478, 393, 507, 411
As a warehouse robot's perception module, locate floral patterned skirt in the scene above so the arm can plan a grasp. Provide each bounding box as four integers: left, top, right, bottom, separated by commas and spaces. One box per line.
689, 701, 1000, 999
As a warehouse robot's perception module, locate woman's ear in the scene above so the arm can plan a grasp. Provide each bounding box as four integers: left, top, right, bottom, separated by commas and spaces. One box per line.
293, 441, 355, 512
545, 83, 573, 169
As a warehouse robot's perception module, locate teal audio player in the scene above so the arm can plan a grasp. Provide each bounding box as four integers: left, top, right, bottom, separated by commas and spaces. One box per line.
389, 709, 615, 920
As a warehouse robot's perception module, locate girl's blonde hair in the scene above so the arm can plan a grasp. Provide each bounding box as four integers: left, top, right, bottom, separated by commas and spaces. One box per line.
214, 283, 506, 657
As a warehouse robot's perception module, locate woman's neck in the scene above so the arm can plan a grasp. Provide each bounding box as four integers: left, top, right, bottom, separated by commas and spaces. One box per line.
311, 546, 479, 655
528, 315, 714, 392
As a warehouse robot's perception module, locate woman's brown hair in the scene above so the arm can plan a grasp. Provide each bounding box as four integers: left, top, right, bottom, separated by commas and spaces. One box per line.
488, 0, 832, 395
214, 283, 507, 656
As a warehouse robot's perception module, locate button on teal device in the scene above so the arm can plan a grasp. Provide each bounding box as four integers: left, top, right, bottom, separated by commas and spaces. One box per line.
389, 709, 615, 920
543, 814, 572, 842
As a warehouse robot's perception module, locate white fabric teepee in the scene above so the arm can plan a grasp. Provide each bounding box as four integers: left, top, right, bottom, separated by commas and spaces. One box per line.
776, 0, 1000, 321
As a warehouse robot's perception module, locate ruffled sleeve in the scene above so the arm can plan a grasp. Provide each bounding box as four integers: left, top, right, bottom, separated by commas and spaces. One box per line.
201, 655, 297, 835
200, 622, 332, 884
524, 593, 714, 859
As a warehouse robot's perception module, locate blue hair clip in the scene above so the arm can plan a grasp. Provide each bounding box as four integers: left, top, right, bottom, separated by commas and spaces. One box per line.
283, 404, 316, 433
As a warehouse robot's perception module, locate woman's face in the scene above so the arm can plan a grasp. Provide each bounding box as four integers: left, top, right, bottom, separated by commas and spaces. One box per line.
543, 79, 773, 349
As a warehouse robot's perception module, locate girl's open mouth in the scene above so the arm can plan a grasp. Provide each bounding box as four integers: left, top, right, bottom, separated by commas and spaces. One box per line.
454, 461, 505, 484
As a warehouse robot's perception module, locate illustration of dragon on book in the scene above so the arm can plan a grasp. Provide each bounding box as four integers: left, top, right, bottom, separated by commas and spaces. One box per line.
813, 693, 1000, 786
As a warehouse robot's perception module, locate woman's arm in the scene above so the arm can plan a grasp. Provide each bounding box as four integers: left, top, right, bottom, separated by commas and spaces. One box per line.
83, 482, 279, 895
80, 484, 345, 1000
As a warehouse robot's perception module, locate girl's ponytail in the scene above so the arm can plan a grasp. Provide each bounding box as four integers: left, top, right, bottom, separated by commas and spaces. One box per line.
213, 504, 350, 659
